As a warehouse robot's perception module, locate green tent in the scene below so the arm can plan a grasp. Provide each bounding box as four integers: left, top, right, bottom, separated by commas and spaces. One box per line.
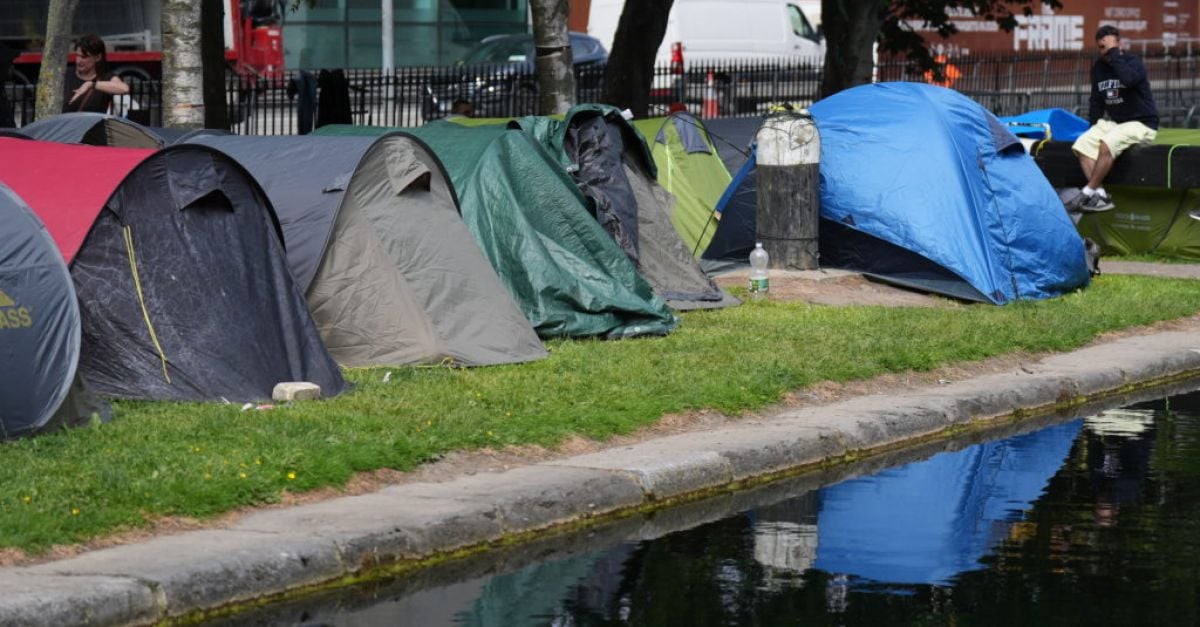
631, 112, 732, 257
1076, 129, 1200, 259
314, 122, 677, 339
515, 105, 737, 310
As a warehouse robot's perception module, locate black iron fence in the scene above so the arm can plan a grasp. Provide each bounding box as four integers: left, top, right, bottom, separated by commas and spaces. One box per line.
6, 50, 1199, 133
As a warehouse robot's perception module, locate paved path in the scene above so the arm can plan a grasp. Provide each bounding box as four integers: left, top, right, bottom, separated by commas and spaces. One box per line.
5, 265, 1200, 625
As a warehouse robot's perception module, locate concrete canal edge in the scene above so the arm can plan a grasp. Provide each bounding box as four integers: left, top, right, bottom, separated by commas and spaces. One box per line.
4, 329, 1200, 625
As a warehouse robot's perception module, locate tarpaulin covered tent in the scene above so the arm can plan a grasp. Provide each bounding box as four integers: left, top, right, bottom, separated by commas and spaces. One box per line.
0, 138, 346, 402
188, 133, 546, 367
16, 112, 162, 148
630, 112, 732, 257
1034, 129, 1200, 259
315, 123, 678, 339
0, 182, 108, 438
517, 105, 736, 310
814, 420, 1080, 585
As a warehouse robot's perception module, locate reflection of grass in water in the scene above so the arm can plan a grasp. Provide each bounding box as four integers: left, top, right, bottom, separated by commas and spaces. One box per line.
4, 274, 1200, 554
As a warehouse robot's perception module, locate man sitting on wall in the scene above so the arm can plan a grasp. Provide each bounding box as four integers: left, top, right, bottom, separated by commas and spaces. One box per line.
1071, 25, 1159, 213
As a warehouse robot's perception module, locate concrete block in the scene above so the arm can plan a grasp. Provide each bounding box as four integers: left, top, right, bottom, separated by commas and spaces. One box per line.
273, 382, 321, 402
0, 572, 158, 627
28, 530, 343, 619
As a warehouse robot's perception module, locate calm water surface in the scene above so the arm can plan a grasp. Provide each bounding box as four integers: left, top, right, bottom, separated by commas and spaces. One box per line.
213, 389, 1200, 626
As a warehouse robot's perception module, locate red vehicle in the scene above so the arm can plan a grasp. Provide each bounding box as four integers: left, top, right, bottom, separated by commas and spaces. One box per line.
5, 0, 285, 86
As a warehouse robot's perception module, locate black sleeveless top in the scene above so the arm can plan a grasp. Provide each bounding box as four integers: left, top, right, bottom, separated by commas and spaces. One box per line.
62, 72, 114, 114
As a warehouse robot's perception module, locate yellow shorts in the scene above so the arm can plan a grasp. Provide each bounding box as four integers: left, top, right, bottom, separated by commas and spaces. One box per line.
1072, 119, 1156, 161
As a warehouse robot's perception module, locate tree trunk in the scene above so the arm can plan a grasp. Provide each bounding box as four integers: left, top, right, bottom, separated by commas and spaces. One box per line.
35, 0, 79, 120
162, 0, 205, 128
602, 0, 672, 118
529, 0, 575, 115
201, 0, 229, 129
819, 0, 887, 98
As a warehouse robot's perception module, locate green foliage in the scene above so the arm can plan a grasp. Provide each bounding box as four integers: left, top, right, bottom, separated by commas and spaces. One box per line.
1, 275, 1198, 553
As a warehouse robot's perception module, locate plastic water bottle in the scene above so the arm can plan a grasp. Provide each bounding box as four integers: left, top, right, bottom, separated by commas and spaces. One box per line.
749, 242, 769, 297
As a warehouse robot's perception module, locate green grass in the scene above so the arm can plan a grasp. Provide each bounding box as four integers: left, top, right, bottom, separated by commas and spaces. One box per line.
5, 274, 1200, 553
1109, 253, 1200, 265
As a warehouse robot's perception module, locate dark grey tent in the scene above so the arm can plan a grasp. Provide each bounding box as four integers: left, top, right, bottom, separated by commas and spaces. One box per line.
519, 106, 738, 310
16, 112, 163, 148
151, 126, 231, 145
701, 117, 761, 264
0, 137, 346, 402
189, 133, 546, 367
0, 182, 109, 438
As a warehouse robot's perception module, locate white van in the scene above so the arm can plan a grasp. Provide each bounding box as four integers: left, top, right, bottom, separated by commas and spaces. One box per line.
587, 0, 825, 63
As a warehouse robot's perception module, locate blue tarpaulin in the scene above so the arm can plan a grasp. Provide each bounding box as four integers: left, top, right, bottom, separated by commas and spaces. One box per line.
1000, 108, 1090, 142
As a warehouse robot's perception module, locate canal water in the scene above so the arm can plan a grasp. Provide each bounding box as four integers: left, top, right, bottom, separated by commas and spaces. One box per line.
209, 387, 1200, 626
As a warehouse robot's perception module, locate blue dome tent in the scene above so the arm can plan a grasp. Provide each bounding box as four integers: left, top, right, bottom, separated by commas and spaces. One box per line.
810, 83, 1090, 303
705, 84, 1090, 303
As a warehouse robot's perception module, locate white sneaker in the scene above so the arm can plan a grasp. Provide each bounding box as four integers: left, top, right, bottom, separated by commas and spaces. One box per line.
1079, 192, 1115, 213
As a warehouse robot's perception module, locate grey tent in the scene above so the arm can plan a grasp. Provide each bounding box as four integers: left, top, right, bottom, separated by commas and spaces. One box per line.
17, 112, 162, 148
189, 133, 546, 367
151, 126, 231, 145
0, 182, 109, 439
519, 106, 738, 310
0, 137, 347, 402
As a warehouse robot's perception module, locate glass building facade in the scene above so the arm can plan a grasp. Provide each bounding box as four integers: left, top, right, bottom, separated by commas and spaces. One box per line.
284, 0, 529, 69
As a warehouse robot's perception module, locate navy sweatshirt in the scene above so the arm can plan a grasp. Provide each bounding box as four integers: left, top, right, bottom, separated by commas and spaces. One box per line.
1088, 49, 1159, 129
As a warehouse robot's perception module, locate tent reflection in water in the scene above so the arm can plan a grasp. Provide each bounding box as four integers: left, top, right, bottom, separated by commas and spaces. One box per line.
0, 182, 109, 439
814, 420, 1082, 586
188, 132, 546, 367
0, 138, 346, 402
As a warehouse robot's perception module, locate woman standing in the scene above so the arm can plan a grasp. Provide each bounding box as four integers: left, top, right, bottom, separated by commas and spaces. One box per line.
63, 35, 129, 114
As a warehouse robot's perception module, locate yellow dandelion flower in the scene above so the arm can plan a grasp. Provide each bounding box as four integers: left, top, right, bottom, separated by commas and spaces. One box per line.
287, 471, 296, 480
71, 508, 80, 516
255, 459, 262, 465
239, 472, 247, 479
21, 496, 30, 504
487, 430, 494, 437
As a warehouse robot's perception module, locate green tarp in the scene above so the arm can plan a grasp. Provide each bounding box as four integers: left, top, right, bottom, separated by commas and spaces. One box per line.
315, 122, 677, 339
515, 105, 736, 310
1076, 128, 1200, 259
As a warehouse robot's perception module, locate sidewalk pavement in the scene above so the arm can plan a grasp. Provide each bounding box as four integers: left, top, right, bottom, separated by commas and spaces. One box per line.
6, 279, 1200, 625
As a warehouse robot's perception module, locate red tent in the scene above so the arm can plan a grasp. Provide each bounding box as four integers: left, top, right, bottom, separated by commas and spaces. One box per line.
0, 138, 153, 263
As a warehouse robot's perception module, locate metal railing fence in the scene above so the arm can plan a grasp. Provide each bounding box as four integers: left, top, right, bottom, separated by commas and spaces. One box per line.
5, 50, 1198, 134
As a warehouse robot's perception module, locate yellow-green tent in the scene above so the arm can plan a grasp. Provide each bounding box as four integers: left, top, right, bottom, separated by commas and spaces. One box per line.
631, 112, 732, 257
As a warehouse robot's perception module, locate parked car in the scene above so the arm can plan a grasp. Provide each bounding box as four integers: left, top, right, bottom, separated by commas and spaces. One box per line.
423, 32, 608, 120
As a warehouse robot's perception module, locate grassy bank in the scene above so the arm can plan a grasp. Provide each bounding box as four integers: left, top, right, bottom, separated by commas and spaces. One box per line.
5, 274, 1200, 554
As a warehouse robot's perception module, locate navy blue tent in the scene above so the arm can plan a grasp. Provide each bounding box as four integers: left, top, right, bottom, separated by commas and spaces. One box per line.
814, 419, 1081, 586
